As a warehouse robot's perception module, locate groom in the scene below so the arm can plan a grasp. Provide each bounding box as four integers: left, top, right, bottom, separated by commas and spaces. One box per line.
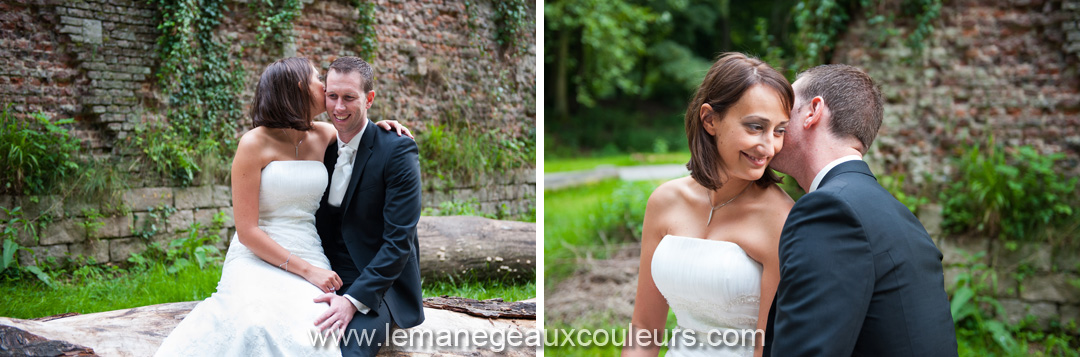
764, 64, 957, 356
312, 56, 425, 356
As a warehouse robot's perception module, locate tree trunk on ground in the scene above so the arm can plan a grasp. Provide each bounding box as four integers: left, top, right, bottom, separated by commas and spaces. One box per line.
0, 298, 536, 356
417, 216, 535, 281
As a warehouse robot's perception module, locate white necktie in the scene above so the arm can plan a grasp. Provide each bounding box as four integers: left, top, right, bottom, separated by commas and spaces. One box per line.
328, 144, 355, 207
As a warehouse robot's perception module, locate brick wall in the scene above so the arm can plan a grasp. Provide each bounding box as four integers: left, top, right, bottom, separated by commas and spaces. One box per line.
834, 0, 1080, 181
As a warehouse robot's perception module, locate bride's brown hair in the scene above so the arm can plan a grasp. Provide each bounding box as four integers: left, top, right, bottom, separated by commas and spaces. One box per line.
250, 57, 316, 131
685, 52, 793, 191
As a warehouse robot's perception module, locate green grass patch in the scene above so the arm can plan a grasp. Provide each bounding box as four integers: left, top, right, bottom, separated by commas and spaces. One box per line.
0, 262, 222, 319
422, 277, 535, 302
544, 179, 661, 284
544, 151, 690, 173
1, 262, 534, 320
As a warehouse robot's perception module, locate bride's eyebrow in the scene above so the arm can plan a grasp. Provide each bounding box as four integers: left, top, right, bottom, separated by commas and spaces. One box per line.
742, 115, 778, 124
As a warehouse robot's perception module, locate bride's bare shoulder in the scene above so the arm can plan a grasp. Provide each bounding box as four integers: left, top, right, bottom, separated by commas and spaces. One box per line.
311, 122, 337, 142
647, 177, 696, 210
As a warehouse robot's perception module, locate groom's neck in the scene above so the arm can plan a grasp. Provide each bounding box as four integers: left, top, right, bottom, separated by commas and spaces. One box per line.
338, 118, 369, 144
799, 146, 864, 191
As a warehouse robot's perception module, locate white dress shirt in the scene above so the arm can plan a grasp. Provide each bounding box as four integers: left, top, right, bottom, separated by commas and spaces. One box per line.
331, 125, 371, 314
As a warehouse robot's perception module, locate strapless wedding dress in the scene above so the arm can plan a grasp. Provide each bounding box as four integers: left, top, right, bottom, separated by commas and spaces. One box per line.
156, 161, 340, 356
651, 235, 762, 357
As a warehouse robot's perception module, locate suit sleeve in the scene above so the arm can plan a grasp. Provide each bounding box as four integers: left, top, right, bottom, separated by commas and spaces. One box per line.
770, 191, 874, 356
347, 138, 421, 313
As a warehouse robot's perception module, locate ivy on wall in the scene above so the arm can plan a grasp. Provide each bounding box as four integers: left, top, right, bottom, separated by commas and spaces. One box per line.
148, 0, 303, 186
789, 0, 943, 70
493, 0, 531, 57
353, 0, 378, 62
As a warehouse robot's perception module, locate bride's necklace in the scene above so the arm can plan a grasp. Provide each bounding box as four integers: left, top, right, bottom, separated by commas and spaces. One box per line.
281, 129, 303, 158
706, 182, 751, 226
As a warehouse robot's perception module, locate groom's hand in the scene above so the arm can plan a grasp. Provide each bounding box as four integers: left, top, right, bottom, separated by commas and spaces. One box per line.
314, 293, 357, 336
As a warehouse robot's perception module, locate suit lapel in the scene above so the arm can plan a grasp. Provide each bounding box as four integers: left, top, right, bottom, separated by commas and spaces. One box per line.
341, 121, 377, 214
819, 160, 875, 188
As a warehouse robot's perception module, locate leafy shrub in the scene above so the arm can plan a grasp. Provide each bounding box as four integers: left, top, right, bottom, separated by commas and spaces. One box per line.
941, 141, 1077, 241
127, 125, 201, 187
416, 122, 534, 184
0, 106, 83, 195
879, 173, 929, 215
592, 180, 654, 243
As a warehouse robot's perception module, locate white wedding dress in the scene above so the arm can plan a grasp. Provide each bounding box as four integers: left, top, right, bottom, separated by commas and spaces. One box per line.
651, 235, 762, 357
156, 160, 340, 356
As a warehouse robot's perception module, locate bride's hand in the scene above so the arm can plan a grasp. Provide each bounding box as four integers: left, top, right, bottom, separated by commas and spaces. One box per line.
375, 120, 415, 139
303, 266, 343, 293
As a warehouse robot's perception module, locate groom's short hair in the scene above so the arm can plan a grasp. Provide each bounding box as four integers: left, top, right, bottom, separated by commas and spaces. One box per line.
328, 56, 375, 93
795, 64, 883, 152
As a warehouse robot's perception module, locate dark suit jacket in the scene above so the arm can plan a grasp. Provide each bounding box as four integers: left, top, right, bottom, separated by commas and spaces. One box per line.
315, 121, 425, 329
764, 160, 957, 356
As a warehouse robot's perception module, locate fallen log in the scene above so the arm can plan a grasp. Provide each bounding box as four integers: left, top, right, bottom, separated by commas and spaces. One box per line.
0, 298, 537, 356
417, 216, 535, 281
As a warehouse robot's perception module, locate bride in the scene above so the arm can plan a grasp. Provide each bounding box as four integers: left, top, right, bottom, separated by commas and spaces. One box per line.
155, 57, 410, 356
623, 53, 795, 357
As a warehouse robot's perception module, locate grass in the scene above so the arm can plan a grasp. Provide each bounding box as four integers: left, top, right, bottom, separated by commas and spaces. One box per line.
0, 262, 222, 319
1, 263, 535, 320
545, 179, 622, 282
545, 151, 690, 173
422, 277, 536, 302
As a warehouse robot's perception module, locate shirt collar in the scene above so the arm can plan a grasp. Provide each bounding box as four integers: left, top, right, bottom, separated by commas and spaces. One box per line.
808, 155, 862, 192
336, 122, 367, 151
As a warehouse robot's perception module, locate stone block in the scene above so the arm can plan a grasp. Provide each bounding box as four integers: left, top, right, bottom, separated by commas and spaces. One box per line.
939, 235, 990, 267
69, 239, 109, 263
167, 210, 194, 233
1053, 244, 1080, 273
96, 214, 130, 239
123, 187, 173, 211
65, 198, 101, 217
192, 208, 218, 229
213, 229, 230, 251
108, 237, 144, 263
212, 185, 232, 207
219, 207, 234, 229
40, 220, 87, 245
1020, 273, 1080, 303
22, 195, 64, 219
175, 185, 214, 210
0, 195, 11, 221
17, 244, 69, 266
991, 239, 1052, 272
1061, 305, 1080, 327
916, 203, 943, 239
999, 298, 1057, 330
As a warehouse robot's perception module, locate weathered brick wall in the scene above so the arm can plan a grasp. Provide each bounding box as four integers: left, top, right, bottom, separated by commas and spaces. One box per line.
833, 0, 1080, 181
0, 0, 535, 265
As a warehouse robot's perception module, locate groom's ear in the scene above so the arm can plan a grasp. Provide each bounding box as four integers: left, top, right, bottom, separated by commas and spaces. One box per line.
804, 96, 827, 129
700, 103, 717, 135
365, 90, 376, 109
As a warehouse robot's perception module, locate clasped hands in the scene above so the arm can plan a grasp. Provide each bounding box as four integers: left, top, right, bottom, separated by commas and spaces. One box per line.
303, 265, 355, 337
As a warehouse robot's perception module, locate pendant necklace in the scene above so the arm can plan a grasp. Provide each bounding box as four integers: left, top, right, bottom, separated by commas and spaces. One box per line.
707, 183, 750, 226
282, 129, 303, 158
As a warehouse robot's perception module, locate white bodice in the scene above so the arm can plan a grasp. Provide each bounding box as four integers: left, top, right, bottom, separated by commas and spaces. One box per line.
224, 160, 329, 268
651, 235, 763, 356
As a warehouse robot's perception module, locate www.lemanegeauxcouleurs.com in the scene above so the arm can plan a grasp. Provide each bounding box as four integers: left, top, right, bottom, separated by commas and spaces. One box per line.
306, 324, 763, 352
